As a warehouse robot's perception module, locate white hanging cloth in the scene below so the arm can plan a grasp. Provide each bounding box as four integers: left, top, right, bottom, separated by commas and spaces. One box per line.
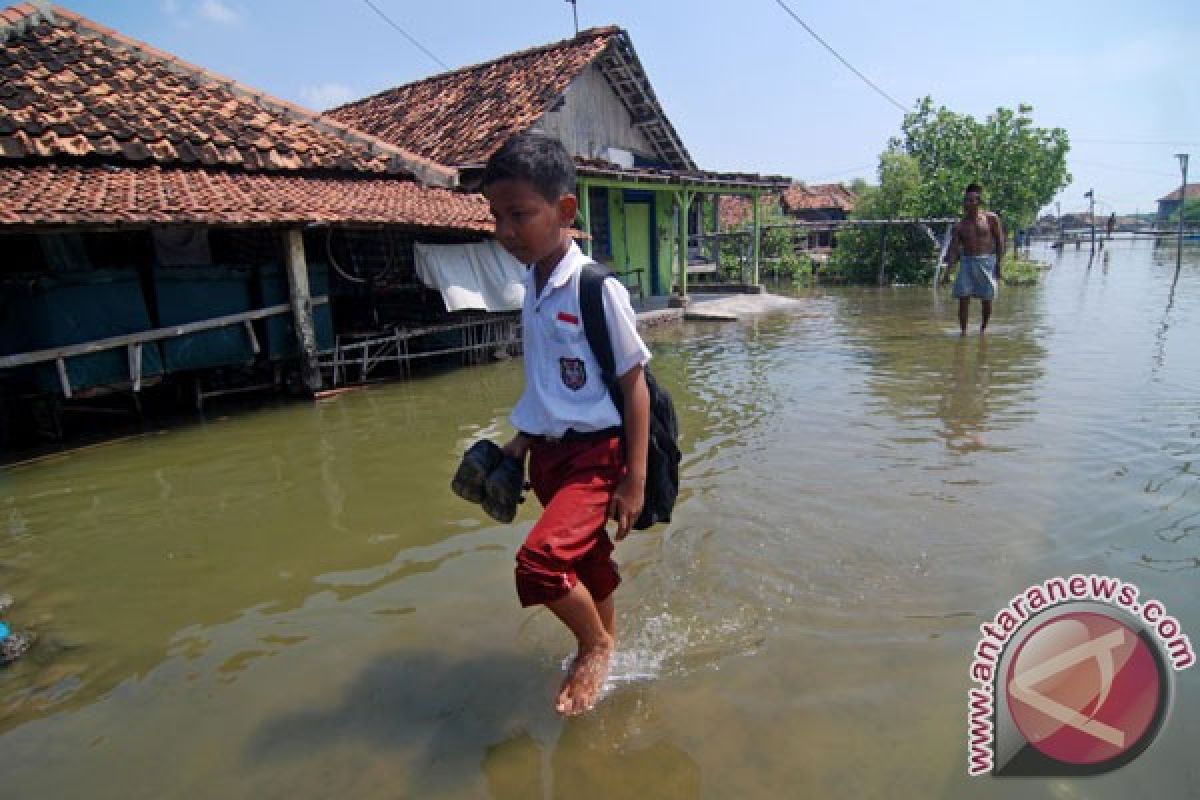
414, 240, 526, 312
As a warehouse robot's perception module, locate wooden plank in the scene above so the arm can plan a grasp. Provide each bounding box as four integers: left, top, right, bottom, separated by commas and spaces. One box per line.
0, 298, 328, 369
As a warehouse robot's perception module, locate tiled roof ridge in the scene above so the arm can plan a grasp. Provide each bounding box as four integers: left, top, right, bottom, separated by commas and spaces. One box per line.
13, 3, 457, 187
0, 2, 47, 38
329, 25, 621, 115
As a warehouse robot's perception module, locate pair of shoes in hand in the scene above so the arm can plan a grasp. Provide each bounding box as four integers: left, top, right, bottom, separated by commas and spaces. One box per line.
451, 439, 525, 524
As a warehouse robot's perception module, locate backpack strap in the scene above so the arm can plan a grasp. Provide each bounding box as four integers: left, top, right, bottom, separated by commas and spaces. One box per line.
579, 262, 618, 391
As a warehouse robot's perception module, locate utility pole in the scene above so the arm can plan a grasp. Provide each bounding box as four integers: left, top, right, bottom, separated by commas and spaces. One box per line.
1056, 201, 1062, 244
566, 0, 578, 35
1085, 189, 1095, 255
1175, 153, 1189, 271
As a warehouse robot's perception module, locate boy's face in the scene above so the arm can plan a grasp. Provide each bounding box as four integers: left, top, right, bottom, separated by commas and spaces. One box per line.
964, 191, 982, 215
483, 179, 577, 269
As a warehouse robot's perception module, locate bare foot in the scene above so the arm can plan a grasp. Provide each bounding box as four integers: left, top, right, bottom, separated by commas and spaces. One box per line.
555, 644, 613, 716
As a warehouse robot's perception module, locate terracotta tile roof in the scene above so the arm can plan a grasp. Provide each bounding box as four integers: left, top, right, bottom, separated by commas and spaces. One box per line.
0, 163, 494, 230
0, 4, 505, 231
0, 4, 455, 186
328, 26, 698, 172
1158, 183, 1200, 203
782, 183, 857, 213
328, 27, 618, 167
718, 194, 779, 228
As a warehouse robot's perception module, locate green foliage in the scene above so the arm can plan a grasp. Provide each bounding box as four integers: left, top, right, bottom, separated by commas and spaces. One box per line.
1167, 198, 1200, 225
827, 153, 938, 284
1001, 256, 1043, 286
892, 97, 1071, 231
829, 98, 1071, 285
719, 198, 811, 282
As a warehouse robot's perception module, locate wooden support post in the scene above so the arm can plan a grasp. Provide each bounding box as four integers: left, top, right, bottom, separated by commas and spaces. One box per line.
677, 189, 693, 297
878, 224, 888, 286
55, 357, 72, 398
934, 222, 954, 286
242, 320, 260, 355
127, 343, 142, 392
283, 228, 324, 391
578, 180, 592, 257
752, 191, 762, 286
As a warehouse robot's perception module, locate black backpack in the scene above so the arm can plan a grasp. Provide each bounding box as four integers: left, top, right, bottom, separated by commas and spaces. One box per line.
579, 263, 681, 530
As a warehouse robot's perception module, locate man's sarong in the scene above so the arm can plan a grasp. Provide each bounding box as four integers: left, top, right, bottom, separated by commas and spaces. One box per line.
953, 254, 998, 300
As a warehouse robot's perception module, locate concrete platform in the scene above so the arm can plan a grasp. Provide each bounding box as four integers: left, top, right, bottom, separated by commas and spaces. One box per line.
633, 289, 801, 329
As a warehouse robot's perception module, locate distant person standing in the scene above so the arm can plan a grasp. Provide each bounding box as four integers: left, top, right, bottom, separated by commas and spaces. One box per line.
1106, 212, 1117, 239
943, 183, 1005, 335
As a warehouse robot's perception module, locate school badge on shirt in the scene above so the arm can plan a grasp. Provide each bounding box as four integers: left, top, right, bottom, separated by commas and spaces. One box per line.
560, 357, 586, 390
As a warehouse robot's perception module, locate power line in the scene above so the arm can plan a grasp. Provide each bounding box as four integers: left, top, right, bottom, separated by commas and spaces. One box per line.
771, 0, 908, 113
1074, 138, 1199, 147
1073, 159, 1176, 178
362, 0, 450, 71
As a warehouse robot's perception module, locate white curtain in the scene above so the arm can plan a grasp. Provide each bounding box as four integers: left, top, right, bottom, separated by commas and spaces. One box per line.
414, 240, 526, 312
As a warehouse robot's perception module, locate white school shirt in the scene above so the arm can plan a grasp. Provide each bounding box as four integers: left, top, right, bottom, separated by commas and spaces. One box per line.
511, 241, 651, 438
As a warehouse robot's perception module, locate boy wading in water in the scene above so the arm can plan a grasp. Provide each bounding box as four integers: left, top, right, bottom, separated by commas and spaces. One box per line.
944, 182, 1005, 334
481, 134, 652, 716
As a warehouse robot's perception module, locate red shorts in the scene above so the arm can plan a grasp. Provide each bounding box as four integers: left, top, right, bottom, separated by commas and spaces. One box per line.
515, 434, 624, 607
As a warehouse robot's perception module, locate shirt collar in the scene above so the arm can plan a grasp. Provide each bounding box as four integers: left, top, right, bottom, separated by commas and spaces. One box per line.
525, 240, 586, 298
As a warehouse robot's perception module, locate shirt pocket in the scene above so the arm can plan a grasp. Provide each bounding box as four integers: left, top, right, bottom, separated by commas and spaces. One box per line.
550, 314, 584, 345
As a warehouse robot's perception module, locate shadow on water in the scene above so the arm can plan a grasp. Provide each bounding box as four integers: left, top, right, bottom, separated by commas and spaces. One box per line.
246, 650, 535, 791
247, 649, 701, 799
484, 703, 701, 800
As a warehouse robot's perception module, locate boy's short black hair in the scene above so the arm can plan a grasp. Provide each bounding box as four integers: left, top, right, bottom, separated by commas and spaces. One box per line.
964, 182, 983, 196
480, 133, 576, 203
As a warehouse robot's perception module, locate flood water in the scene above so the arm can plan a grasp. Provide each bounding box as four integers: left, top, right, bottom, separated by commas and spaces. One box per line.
2, 237, 1198, 798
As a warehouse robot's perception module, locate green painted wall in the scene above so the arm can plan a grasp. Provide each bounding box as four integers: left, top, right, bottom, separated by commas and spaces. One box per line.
579, 181, 759, 297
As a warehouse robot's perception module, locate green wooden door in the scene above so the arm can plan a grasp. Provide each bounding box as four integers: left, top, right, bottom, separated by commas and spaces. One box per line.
623, 199, 654, 295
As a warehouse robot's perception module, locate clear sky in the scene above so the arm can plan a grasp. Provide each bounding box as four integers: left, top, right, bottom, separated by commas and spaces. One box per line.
58, 0, 1199, 216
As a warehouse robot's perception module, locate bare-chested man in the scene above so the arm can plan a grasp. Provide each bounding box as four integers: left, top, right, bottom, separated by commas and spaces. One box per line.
943, 183, 1005, 334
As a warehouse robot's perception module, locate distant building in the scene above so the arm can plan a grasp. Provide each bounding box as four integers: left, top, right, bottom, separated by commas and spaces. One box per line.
1156, 183, 1200, 223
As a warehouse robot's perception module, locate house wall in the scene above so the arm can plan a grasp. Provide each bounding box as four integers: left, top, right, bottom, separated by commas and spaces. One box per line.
539, 63, 657, 162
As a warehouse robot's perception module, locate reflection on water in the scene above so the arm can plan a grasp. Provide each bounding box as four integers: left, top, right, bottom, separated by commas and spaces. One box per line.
1, 237, 1198, 798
